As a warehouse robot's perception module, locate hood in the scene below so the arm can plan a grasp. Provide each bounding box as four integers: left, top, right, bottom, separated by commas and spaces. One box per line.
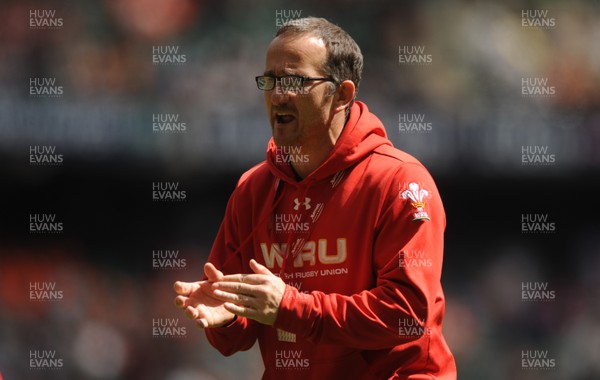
265, 101, 392, 185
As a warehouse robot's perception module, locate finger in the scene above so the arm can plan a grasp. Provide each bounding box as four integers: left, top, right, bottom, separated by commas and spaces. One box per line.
250, 259, 273, 275
174, 295, 189, 308
217, 273, 245, 283
204, 263, 224, 282
213, 281, 256, 295
219, 274, 265, 284
195, 318, 208, 329
223, 302, 254, 318
184, 305, 199, 320
213, 289, 256, 307
173, 281, 198, 296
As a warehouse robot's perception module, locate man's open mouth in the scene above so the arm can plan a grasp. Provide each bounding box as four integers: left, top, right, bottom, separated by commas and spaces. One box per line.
275, 113, 296, 124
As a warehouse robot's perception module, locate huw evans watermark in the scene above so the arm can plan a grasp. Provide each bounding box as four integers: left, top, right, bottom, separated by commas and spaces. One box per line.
521, 77, 555, 97
274, 213, 310, 234
521, 145, 556, 165
399, 250, 432, 268
152, 113, 187, 133
275, 10, 307, 27
30, 282, 63, 301
521, 213, 556, 234
521, 282, 556, 302
152, 45, 186, 65
521, 350, 556, 370
274, 350, 309, 370
29, 145, 63, 166
521, 10, 556, 29
29, 9, 63, 29
398, 45, 432, 65
398, 318, 431, 337
152, 250, 186, 269
274, 77, 310, 95
152, 182, 186, 201
30, 350, 63, 369
274, 146, 310, 165
29, 77, 63, 97
152, 318, 186, 337
29, 214, 63, 234
399, 113, 432, 133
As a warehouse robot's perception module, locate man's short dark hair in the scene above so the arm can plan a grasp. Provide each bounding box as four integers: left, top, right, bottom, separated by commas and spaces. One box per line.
275, 17, 363, 103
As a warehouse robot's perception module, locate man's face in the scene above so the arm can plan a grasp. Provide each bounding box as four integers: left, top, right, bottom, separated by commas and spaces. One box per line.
263, 34, 337, 148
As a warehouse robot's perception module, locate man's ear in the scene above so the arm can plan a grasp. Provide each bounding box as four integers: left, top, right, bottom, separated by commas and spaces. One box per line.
333, 80, 356, 113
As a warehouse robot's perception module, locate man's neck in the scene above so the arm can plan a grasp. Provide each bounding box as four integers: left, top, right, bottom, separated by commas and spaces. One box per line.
291, 117, 346, 179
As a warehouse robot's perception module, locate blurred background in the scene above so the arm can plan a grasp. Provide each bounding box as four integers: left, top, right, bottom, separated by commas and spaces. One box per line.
1, 0, 599, 379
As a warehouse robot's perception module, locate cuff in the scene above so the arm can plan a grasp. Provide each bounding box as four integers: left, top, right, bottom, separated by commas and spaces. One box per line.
273, 285, 315, 338
212, 315, 245, 329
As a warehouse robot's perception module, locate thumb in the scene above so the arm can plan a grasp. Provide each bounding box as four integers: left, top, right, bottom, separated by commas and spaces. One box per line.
173, 281, 201, 296
204, 262, 224, 282
250, 259, 273, 275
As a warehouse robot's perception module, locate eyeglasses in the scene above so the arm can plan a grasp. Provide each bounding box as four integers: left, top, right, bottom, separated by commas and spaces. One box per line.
255, 75, 336, 91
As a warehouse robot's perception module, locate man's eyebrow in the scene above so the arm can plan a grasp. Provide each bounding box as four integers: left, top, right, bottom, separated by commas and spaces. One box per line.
262, 69, 302, 76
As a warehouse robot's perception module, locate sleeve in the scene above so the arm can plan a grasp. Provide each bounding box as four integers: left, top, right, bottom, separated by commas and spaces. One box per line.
203, 186, 260, 356
273, 162, 446, 350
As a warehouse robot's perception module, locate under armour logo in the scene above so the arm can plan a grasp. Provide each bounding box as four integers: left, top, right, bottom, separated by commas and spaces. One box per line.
293, 197, 311, 210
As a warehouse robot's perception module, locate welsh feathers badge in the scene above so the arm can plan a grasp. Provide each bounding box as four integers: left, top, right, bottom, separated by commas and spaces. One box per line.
401, 182, 431, 221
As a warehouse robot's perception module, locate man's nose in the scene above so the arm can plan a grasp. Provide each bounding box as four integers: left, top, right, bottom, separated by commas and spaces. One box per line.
269, 81, 292, 105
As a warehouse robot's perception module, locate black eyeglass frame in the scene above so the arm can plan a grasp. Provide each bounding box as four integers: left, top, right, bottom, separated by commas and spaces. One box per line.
255, 75, 337, 91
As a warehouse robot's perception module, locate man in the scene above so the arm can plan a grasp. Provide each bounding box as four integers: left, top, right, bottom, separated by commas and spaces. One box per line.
174, 17, 456, 379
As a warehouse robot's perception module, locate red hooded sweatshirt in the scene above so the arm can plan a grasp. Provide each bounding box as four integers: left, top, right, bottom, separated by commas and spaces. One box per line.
205, 101, 457, 379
